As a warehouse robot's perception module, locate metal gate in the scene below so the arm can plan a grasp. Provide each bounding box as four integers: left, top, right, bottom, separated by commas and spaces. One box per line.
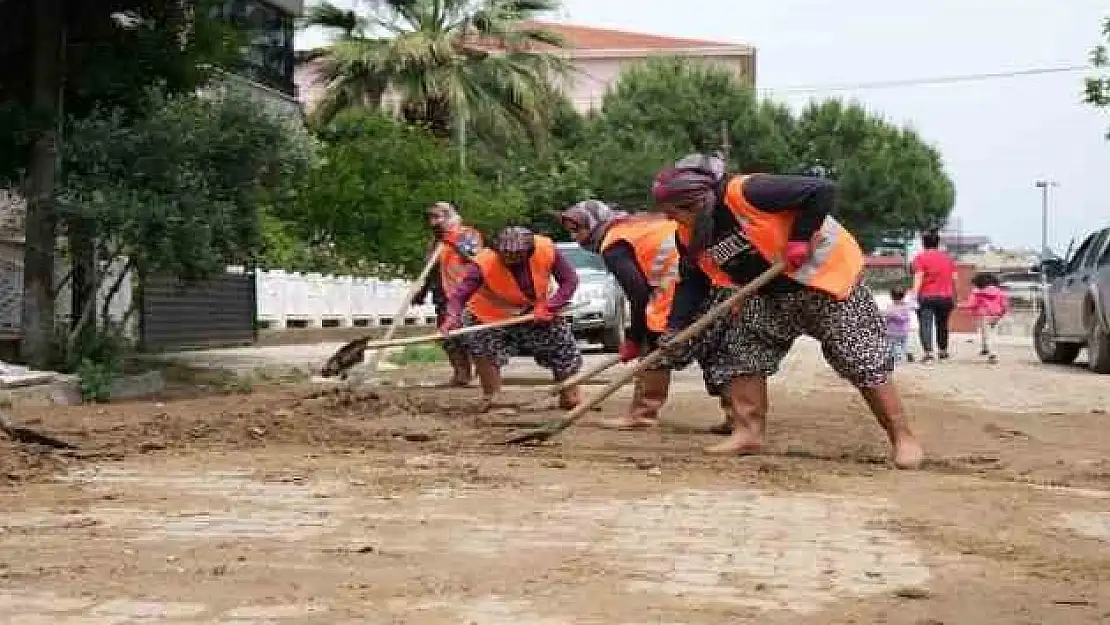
139, 271, 256, 351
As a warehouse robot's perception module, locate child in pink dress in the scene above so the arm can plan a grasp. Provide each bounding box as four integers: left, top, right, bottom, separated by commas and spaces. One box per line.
960, 273, 1010, 363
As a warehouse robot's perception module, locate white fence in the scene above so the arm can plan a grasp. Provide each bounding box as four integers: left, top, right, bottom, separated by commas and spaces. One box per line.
255, 269, 437, 329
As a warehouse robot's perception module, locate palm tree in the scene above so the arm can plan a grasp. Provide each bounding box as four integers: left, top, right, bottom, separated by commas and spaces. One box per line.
300, 0, 571, 145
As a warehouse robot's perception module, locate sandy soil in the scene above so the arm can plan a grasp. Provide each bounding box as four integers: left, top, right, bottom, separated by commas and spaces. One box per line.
1, 339, 1108, 624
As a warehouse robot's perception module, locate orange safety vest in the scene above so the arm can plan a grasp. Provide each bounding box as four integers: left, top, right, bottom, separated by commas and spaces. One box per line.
437, 225, 482, 298
599, 218, 680, 333
679, 175, 864, 299
467, 235, 557, 323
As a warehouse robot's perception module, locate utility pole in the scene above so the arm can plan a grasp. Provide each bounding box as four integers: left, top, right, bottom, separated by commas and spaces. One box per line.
719, 120, 730, 164
1034, 179, 1058, 261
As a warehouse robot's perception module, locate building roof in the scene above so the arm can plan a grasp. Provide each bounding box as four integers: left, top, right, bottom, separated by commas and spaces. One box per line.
521, 20, 749, 53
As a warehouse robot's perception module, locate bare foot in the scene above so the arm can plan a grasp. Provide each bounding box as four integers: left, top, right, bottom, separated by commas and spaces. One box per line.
704, 431, 763, 455
892, 437, 925, 469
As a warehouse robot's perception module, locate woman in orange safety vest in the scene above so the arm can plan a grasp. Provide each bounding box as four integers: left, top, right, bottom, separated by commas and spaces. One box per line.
413, 202, 483, 386
650, 154, 924, 470
440, 226, 583, 410
558, 200, 738, 433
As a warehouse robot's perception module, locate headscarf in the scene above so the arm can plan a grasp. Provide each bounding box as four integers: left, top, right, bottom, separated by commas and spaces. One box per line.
495, 226, 535, 258
558, 200, 629, 253
650, 153, 727, 255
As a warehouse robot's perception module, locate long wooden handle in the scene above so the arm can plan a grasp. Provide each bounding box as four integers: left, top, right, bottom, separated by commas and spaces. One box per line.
364, 242, 446, 372
552, 262, 786, 431
550, 354, 622, 395
357, 313, 538, 351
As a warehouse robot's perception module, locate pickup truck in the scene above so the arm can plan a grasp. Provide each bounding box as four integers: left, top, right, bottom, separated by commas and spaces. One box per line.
1033, 225, 1110, 373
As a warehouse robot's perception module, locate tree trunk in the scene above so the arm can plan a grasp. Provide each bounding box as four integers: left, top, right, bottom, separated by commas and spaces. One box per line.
21, 0, 63, 368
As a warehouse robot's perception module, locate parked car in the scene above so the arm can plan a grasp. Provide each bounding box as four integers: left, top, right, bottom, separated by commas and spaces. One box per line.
1033, 225, 1110, 373
556, 242, 628, 352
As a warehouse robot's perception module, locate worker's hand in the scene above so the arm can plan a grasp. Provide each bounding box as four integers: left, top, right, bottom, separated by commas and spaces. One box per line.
784, 240, 812, 272
618, 339, 641, 363
438, 313, 461, 334
532, 302, 555, 324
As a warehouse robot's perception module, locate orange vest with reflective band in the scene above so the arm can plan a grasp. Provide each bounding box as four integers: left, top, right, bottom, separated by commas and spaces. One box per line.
438, 225, 482, 297
467, 235, 556, 323
680, 176, 864, 299
675, 222, 737, 289
600, 218, 680, 333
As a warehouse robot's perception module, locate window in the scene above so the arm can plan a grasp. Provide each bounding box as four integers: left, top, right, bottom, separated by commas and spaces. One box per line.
1066, 233, 1098, 273
1098, 230, 1110, 268
558, 246, 606, 272
1079, 230, 1110, 270
211, 1, 295, 95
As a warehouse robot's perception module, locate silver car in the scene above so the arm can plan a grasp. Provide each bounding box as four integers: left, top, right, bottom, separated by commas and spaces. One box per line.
556, 242, 628, 352
1034, 225, 1110, 373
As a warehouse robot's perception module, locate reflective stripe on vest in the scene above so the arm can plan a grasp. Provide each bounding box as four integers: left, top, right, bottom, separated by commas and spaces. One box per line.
467, 235, 556, 323
439, 226, 482, 297
675, 222, 738, 289
716, 175, 864, 299
600, 219, 681, 333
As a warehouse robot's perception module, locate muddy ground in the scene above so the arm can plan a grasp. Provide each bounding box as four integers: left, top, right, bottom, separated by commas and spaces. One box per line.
1, 339, 1108, 624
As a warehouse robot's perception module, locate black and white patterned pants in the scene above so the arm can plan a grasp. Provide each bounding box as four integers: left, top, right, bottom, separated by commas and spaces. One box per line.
433, 307, 467, 357
665, 283, 893, 390
461, 312, 583, 379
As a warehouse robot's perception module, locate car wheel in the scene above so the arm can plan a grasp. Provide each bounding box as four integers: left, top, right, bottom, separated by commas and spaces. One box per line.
601, 306, 626, 353
1033, 309, 1081, 365
1087, 309, 1110, 374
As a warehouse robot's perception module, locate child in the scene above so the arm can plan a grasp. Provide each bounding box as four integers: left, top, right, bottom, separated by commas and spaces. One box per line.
960, 272, 1009, 363
884, 287, 914, 364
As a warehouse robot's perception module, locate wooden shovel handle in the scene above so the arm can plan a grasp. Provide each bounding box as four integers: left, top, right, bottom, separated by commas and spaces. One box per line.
550, 354, 622, 395
551, 262, 786, 432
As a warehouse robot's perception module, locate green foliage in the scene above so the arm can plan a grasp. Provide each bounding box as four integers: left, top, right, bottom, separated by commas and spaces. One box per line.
301, 0, 571, 144
1084, 16, 1110, 137
792, 99, 954, 249
0, 0, 242, 185
577, 58, 798, 209
283, 110, 525, 276
59, 87, 311, 280
388, 344, 447, 366
77, 359, 116, 403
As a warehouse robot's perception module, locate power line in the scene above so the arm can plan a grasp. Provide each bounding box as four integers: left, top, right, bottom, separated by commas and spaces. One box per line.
760, 64, 1090, 94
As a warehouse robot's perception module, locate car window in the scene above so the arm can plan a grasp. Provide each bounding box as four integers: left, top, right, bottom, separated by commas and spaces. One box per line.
1079, 230, 1110, 269
1066, 233, 1098, 273
558, 245, 606, 271
1097, 230, 1110, 268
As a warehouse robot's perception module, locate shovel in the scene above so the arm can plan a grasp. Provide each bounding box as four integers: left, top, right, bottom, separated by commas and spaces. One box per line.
0, 411, 77, 449
505, 262, 785, 445
548, 354, 622, 395
322, 243, 444, 379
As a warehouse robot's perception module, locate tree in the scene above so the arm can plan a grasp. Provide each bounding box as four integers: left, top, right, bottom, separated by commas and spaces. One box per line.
467, 95, 593, 235
579, 57, 796, 208
792, 100, 955, 249
284, 110, 525, 275
1084, 16, 1110, 137
0, 0, 241, 367
57, 86, 310, 360
300, 0, 572, 146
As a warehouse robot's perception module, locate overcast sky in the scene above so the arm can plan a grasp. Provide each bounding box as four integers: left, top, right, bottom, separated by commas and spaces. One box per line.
298, 0, 1110, 254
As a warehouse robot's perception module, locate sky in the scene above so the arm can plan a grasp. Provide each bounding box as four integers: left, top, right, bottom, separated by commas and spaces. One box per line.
297, 0, 1110, 255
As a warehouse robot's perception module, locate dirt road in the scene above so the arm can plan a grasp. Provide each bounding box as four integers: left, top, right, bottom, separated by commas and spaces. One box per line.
1, 339, 1108, 624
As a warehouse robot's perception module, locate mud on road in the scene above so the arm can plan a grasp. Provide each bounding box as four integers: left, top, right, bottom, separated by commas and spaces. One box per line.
1, 341, 1109, 624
